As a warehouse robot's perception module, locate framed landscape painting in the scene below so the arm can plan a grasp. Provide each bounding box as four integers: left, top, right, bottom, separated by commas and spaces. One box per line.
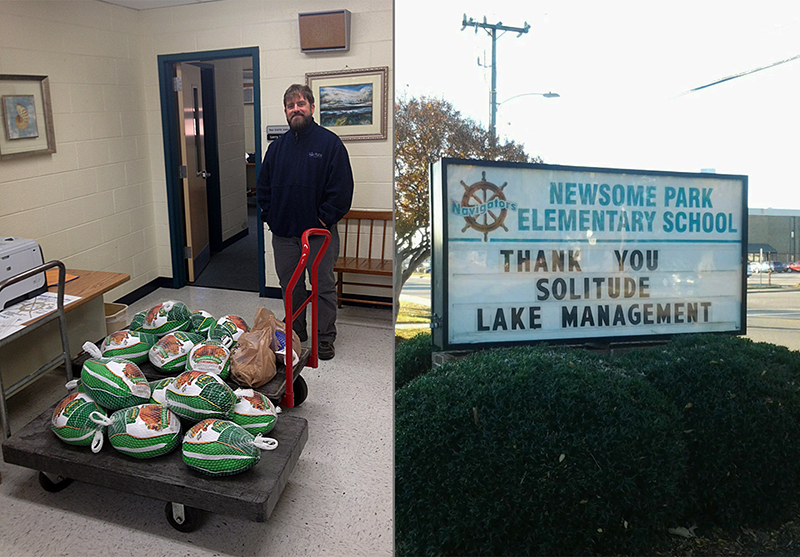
306, 67, 388, 141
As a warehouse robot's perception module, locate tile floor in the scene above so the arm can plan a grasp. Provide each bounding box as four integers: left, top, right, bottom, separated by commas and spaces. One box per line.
0, 286, 394, 557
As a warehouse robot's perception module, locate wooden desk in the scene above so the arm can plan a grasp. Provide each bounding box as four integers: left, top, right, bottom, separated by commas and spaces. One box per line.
1, 269, 130, 395
46, 269, 129, 316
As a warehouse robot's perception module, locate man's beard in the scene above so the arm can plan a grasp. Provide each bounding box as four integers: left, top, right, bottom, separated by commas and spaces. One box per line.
288, 112, 312, 131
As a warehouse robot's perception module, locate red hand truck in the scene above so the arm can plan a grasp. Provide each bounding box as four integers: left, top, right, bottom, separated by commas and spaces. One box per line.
281, 227, 331, 408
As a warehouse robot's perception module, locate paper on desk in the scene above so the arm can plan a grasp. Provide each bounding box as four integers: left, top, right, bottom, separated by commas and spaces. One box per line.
0, 312, 24, 342
0, 291, 81, 341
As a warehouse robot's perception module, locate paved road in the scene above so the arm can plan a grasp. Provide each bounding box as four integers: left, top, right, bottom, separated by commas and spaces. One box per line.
400, 274, 800, 351
399, 275, 431, 306
748, 271, 800, 289
745, 286, 800, 350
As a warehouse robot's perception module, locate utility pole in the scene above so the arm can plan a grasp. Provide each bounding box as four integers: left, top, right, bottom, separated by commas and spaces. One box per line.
462, 14, 530, 145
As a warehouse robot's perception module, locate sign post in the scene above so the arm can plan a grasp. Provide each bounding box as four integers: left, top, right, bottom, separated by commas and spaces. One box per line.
430, 158, 748, 351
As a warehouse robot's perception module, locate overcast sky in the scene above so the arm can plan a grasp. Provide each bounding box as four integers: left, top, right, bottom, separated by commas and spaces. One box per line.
396, 1, 800, 210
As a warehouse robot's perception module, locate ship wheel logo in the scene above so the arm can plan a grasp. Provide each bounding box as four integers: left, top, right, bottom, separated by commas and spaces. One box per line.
459, 171, 510, 241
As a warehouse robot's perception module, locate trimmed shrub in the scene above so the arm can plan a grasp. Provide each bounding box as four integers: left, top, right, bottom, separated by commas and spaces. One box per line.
395, 332, 433, 390
396, 346, 686, 556
618, 334, 800, 528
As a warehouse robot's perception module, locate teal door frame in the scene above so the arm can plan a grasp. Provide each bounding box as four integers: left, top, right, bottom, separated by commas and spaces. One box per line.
157, 47, 265, 296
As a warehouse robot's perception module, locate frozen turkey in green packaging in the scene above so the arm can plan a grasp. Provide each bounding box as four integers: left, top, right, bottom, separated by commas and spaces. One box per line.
182, 418, 277, 476
138, 300, 191, 337
165, 370, 237, 422
214, 315, 249, 342
51, 391, 106, 450
148, 331, 204, 373
185, 339, 232, 379
92, 403, 182, 459
229, 388, 279, 435
100, 330, 158, 365
79, 342, 150, 411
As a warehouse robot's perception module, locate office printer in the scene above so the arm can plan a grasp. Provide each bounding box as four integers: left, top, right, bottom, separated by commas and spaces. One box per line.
0, 237, 48, 310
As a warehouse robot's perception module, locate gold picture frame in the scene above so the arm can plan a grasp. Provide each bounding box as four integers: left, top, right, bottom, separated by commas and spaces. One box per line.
306, 67, 388, 141
0, 74, 56, 160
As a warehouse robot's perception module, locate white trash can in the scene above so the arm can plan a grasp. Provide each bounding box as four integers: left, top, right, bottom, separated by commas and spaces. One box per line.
104, 302, 128, 335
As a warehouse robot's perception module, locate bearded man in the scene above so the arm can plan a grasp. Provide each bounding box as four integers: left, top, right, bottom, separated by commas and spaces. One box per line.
256, 84, 354, 360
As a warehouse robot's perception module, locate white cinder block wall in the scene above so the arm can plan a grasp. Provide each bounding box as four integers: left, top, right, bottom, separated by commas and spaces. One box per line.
0, 1, 155, 297
213, 57, 248, 243
0, 0, 393, 302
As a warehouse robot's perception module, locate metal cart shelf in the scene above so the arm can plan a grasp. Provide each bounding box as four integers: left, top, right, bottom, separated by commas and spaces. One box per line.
0, 261, 73, 439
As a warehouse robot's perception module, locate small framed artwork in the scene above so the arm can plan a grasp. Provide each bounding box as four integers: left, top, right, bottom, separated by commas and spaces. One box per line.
306, 67, 388, 141
0, 74, 56, 160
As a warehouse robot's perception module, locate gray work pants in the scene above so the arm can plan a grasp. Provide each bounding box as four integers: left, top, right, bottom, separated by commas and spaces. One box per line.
271, 227, 339, 343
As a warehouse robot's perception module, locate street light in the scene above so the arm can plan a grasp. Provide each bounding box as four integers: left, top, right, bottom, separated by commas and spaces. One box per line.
497, 91, 560, 109
494, 92, 559, 140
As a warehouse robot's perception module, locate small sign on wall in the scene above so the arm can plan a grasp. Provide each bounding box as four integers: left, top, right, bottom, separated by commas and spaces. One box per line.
267, 125, 289, 141
430, 158, 748, 350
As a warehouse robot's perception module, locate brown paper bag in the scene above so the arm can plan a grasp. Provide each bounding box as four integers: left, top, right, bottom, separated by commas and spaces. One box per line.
230, 307, 277, 388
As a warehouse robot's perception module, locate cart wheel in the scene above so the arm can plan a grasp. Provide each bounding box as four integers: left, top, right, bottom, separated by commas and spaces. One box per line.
38, 471, 73, 493
165, 501, 203, 532
293, 375, 308, 406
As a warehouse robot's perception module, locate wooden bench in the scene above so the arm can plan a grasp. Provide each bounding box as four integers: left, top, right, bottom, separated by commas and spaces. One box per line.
334, 210, 392, 307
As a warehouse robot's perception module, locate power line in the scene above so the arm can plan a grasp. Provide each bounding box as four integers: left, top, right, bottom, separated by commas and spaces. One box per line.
683, 53, 800, 95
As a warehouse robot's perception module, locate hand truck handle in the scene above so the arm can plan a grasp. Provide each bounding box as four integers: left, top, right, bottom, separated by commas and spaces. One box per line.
283, 228, 331, 407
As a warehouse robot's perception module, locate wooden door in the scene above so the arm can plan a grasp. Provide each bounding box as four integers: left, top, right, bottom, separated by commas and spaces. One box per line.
177, 62, 210, 281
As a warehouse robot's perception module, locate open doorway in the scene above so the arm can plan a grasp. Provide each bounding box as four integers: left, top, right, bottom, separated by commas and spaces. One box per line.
157, 47, 265, 295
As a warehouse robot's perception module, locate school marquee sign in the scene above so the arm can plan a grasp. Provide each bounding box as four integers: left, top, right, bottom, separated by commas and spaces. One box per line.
430, 158, 748, 350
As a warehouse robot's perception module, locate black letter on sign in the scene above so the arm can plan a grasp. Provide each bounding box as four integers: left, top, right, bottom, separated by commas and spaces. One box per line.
529, 306, 542, 329
493, 308, 508, 331
647, 250, 659, 270
562, 306, 578, 327
477, 308, 489, 331
501, 250, 513, 272
511, 307, 525, 330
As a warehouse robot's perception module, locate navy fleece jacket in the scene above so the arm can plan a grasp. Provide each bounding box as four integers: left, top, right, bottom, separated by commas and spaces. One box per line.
256, 119, 354, 238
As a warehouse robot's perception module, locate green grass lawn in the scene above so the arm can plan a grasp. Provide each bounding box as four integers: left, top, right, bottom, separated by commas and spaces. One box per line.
397, 300, 430, 323
396, 300, 430, 340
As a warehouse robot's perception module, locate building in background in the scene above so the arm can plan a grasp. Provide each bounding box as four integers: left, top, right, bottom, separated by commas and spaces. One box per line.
748, 208, 800, 263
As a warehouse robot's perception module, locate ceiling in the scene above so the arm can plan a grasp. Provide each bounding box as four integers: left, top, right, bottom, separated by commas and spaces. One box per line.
98, 0, 222, 10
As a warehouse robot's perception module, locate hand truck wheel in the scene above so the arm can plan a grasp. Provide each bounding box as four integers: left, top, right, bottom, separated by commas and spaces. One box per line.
293, 374, 308, 407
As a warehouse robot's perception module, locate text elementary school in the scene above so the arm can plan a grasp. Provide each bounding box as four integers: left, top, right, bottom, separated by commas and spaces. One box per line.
430, 158, 748, 350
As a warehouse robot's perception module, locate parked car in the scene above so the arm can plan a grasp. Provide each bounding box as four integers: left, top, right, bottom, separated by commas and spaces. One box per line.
788, 261, 800, 273
747, 262, 760, 275
757, 261, 785, 273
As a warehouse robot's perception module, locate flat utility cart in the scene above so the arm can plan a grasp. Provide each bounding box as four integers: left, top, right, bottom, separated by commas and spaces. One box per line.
1, 229, 330, 531
2, 406, 307, 531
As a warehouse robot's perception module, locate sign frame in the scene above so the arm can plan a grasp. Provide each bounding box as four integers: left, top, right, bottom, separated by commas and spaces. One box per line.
430, 158, 749, 351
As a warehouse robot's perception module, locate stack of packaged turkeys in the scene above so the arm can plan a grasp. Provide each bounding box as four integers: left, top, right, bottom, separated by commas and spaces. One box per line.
50, 300, 297, 477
